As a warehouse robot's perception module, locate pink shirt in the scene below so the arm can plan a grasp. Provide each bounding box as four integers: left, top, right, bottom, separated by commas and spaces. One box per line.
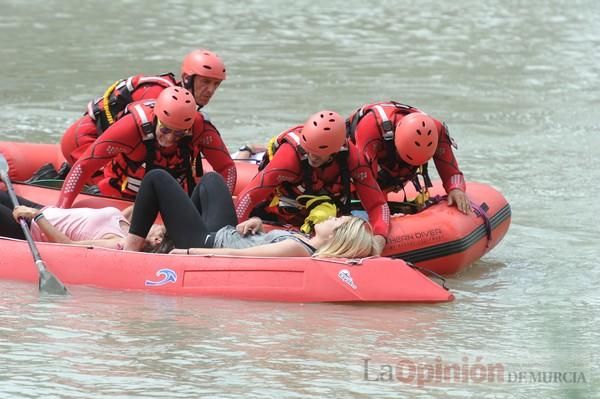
30, 206, 128, 242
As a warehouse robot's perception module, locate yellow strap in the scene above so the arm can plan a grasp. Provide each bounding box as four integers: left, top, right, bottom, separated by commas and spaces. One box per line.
414, 165, 430, 207
120, 176, 128, 192
268, 194, 280, 208
266, 135, 278, 161
102, 80, 121, 126
414, 192, 429, 207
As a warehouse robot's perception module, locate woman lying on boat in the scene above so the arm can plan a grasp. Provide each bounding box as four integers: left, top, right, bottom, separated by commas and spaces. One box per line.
0, 190, 165, 251
124, 169, 379, 258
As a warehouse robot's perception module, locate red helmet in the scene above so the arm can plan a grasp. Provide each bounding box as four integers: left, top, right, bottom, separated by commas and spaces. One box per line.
394, 112, 439, 166
299, 110, 346, 156
155, 87, 196, 130
181, 49, 227, 81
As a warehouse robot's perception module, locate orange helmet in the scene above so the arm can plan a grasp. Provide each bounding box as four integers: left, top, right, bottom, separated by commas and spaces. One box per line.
299, 111, 346, 156
155, 87, 196, 130
394, 113, 438, 166
181, 49, 227, 82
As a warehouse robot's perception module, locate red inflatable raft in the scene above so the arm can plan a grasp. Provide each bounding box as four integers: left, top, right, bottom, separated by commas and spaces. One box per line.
0, 234, 453, 302
0, 141, 511, 276
0, 142, 455, 302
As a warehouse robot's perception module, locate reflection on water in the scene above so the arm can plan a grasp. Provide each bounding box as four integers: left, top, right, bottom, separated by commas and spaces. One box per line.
1, 0, 599, 397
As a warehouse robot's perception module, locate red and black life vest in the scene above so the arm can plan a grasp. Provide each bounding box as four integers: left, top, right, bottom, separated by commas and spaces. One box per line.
258, 127, 352, 211
346, 101, 433, 193
87, 73, 177, 134
104, 100, 197, 198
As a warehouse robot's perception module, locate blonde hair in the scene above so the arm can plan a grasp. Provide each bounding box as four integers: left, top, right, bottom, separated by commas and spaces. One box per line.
313, 216, 378, 258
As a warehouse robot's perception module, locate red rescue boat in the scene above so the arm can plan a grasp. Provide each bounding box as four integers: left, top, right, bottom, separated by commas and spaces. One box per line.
0, 234, 453, 302
0, 140, 511, 277
0, 141, 453, 302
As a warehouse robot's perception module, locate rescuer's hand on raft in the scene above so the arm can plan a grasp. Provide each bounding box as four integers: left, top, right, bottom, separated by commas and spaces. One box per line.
447, 189, 472, 215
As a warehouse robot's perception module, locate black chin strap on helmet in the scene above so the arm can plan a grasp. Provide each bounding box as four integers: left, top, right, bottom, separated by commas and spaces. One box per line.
183, 75, 195, 95
182, 75, 205, 111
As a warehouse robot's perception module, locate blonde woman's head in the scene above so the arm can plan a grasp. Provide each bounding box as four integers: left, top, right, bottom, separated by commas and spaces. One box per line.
313, 216, 378, 258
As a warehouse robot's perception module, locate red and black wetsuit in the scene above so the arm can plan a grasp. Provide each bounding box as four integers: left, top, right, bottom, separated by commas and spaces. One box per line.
56, 101, 236, 208
348, 102, 466, 194
235, 129, 390, 238
60, 73, 178, 165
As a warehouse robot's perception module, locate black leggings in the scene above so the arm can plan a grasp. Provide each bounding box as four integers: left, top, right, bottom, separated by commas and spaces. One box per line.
129, 169, 238, 249
0, 190, 43, 239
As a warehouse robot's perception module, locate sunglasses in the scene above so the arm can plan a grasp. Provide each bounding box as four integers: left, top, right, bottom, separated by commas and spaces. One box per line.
157, 120, 190, 138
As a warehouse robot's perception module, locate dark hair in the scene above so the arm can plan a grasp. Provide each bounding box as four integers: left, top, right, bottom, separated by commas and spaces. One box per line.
151, 232, 175, 254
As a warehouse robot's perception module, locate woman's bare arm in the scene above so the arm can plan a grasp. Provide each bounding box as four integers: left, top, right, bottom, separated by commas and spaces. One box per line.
13, 206, 122, 249
171, 239, 310, 257
37, 216, 122, 248
121, 205, 134, 221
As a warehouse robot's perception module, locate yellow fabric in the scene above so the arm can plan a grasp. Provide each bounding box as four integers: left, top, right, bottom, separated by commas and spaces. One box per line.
297, 195, 337, 234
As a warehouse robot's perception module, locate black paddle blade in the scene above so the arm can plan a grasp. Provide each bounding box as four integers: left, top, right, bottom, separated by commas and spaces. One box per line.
37, 261, 68, 296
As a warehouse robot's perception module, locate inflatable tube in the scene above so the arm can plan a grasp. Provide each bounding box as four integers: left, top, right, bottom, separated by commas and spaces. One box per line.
0, 235, 453, 303
382, 183, 511, 275
0, 140, 257, 195
0, 141, 66, 181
